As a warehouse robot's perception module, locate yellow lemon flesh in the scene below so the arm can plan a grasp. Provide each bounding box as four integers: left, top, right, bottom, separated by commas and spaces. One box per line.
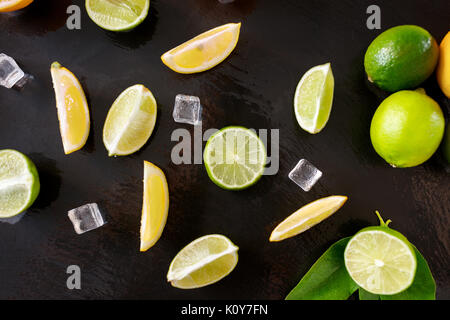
270, 196, 348, 242
161, 23, 241, 74
50, 62, 90, 155
0, 0, 33, 12
140, 161, 169, 252
437, 31, 450, 98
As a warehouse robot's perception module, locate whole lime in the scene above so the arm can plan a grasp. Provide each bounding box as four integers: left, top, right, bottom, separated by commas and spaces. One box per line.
370, 90, 445, 168
365, 25, 439, 92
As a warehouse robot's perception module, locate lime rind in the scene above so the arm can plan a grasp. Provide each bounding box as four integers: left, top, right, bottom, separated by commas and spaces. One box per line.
103, 84, 157, 156
203, 126, 267, 190
0, 149, 40, 218
294, 63, 334, 134
167, 234, 239, 289
85, 0, 150, 32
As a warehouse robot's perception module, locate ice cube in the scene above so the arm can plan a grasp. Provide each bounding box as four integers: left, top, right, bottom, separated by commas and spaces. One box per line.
173, 94, 202, 125
288, 159, 322, 191
0, 212, 26, 225
67, 203, 107, 234
0, 53, 27, 89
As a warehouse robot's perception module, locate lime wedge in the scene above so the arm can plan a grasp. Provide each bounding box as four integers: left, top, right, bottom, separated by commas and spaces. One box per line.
167, 234, 239, 289
85, 0, 150, 32
344, 212, 417, 295
103, 84, 157, 156
0, 150, 40, 218
203, 126, 266, 190
294, 63, 334, 134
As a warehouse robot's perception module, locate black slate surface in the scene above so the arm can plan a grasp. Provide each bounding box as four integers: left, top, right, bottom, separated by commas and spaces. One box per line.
0, 0, 449, 299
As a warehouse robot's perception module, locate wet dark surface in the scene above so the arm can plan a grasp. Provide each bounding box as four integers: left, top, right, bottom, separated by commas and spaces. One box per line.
0, 0, 449, 299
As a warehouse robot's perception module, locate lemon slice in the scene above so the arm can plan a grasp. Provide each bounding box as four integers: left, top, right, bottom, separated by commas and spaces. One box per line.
167, 234, 239, 289
294, 63, 334, 134
50, 62, 90, 155
344, 212, 417, 295
0, 0, 33, 12
103, 84, 157, 156
140, 161, 169, 252
161, 22, 241, 74
270, 196, 348, 242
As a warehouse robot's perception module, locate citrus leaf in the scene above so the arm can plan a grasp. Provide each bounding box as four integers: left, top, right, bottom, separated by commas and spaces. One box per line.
359, 288, 380, 300
286, 237, 359, 300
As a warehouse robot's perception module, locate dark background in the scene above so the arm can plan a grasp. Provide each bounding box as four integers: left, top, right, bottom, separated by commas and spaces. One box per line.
0, 0, 448, 299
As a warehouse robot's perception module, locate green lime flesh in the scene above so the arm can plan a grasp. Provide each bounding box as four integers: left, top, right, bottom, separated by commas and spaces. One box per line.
0, 149, 40, 218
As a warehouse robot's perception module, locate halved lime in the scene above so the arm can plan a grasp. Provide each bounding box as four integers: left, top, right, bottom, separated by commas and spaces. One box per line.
167, 234, 239, 289
344, 212, 417, 295
294, 63, 334, 134
86, 0, 150, 32
103, 84, 157, 156
0, 150, 40, 218
203, 126, 266, 190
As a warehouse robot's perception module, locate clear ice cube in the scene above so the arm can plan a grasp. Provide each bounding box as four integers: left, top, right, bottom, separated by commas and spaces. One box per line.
173, 94, 202, 125
68, 203, 107, 234
0, 53, 26, 89
0, 212, 26, 225
288, 159, 322, 191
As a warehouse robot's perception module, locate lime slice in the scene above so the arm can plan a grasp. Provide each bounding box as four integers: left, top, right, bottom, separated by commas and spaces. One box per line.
270, 195, 348, 242
85, 0, 150, 32
0, 150, 40, 218
167, 234, 239, 289
203, 126, 266, 190
103, 84, 157, 156
140, 161, 169, 252
294, 63, 334, 134
344, 212, 417, 295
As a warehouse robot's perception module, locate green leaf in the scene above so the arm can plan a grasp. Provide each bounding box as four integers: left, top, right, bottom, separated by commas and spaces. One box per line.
286, 237, 359, 300
359, 288, 380, 300
380, 246, 436, 300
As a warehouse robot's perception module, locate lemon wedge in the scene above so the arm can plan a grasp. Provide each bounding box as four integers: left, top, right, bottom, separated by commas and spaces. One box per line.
270, 196, 348, 242
140, 161, 169, 252
161, 22, 241, 74
50, 62, 90, 155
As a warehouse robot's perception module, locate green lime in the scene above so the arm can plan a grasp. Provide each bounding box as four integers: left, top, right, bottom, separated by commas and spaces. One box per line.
344, 211, 417, 295
0, 150, 40, 218
167, 234, 239, 289
294, 63, 334, 134
370, 90, 445, 168
365, 25, 439, 92
203, 126, 266, 190
86, 0, 150, 32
